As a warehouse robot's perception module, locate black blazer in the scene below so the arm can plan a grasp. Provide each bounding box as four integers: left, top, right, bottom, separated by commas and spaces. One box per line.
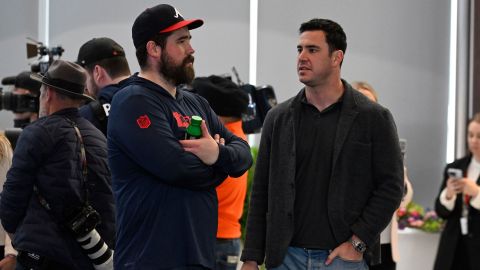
241, 81, 404, 268
434, 155, 480, 270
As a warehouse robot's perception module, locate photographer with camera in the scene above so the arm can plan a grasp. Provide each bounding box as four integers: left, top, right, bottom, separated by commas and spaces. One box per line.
0, 71, 41, 148
0, 60, 115, 270
76, 37, 131, 135
3, 71, 41, 128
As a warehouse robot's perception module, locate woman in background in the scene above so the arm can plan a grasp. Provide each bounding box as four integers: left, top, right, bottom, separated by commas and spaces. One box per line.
352, 81, 413, 270
434, 113, 480, 270
0, 134, 16, 270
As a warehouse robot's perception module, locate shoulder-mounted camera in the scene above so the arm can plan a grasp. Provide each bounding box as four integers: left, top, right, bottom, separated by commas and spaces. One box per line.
27, 38, 64, 74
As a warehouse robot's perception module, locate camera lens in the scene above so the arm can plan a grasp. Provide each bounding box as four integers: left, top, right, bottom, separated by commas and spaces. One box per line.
77, 229, 114, 270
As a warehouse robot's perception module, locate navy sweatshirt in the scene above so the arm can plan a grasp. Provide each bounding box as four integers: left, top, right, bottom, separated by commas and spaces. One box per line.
108, 75, 252, 269
79, 78, 130, 135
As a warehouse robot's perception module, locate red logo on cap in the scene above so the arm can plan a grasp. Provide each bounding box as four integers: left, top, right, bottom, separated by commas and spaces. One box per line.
137, 115, 151, 129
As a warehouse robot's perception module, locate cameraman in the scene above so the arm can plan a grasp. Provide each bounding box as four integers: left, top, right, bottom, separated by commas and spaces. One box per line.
76, 37, 131, 135
0, 60, 115, 270
192, 75, 249, 270
9, 71, 41, 128
0, 71, 41, 149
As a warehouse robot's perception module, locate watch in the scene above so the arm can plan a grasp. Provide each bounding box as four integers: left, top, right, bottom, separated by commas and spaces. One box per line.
349, 237, 367, 253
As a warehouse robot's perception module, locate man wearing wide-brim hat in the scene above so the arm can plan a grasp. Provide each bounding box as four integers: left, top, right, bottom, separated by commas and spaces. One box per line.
31, 59, 94, 117
0, 60, 115, 270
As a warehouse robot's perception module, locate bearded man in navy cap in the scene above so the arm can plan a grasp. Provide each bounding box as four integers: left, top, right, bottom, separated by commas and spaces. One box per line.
108, 4, 252, 270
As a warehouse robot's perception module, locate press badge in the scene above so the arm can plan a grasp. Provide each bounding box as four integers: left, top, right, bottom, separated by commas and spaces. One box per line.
460, 216, 468, 235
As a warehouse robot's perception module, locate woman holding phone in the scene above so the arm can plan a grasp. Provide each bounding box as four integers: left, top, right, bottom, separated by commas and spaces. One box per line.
433, 113, 480, 270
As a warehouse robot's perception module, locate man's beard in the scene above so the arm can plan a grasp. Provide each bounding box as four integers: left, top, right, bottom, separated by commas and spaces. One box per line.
160, 52, 195, 86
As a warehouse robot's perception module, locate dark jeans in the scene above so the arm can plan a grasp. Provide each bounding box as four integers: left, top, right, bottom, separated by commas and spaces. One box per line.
370, 244, 395, 270
215, 238, 241, 270
270, 246, 369, 270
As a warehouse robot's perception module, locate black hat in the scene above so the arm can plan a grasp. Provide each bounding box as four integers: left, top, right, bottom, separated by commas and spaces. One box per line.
77, 37, 126, 67
30, 60, 93, 101
192, 75, 248, 118
132, 4, 203, 49
1, 71, 41, 95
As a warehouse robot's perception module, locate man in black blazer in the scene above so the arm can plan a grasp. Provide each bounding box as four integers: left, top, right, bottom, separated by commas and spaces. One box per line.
241, 18, 404, 270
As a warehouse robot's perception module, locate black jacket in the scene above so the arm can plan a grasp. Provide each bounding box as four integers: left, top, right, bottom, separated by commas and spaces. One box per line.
0, 108, 115, 270
434, 155, 480, 270
241, 81, 404, 267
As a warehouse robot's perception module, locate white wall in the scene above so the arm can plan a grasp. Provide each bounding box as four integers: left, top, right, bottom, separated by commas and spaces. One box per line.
48, 0, 250, 81
0, 0, 39, 129
0, 0, 451, 208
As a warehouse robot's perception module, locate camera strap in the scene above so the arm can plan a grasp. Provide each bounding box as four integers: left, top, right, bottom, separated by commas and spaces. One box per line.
69, 118, 89, 203
34, 117, 90, 212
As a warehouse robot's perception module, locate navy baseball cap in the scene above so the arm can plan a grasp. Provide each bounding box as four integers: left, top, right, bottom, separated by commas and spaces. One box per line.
132, 4, 204, 49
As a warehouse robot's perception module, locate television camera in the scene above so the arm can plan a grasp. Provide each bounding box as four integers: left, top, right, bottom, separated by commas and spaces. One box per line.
27, 38, 64, 74
231, 67, 278, 134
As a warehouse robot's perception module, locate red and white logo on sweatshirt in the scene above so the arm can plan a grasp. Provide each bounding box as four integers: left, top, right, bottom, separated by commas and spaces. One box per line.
172, 112, 190, 128
136, 114, 151, 129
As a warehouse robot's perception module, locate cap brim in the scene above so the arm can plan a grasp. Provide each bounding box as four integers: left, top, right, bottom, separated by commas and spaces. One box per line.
30, 72, 45, 84
1, 76, 17, 85
30, 73, 94, 101
160, 19, 204, 33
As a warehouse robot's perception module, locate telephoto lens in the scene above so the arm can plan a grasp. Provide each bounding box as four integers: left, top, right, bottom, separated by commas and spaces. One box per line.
77, 229, 114, 270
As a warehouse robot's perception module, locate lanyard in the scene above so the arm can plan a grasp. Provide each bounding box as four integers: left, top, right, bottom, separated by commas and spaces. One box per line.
462, 195, 470, 217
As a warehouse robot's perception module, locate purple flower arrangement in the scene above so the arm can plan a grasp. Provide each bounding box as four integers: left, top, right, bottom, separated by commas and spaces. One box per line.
397, 202, 444, 233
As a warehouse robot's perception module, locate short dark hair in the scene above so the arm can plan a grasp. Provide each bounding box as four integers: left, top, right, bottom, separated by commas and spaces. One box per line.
85, 57, 131, 79
299, 18, 347, 55
135, 32, 172, 69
